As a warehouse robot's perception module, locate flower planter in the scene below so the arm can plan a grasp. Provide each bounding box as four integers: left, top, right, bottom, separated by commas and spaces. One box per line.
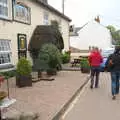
81, 68, 90, 73
16, 75, 32, 88
16, 57, 32, 87
46, 69, 57, 76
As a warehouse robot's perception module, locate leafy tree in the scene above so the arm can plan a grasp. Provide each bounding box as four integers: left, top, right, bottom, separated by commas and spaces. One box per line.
107, 25, 116, 32
106, 25, 120, 45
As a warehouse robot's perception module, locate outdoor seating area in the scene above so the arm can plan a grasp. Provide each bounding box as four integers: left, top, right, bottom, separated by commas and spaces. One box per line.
70, 56, 88, 67
71, 58, 81, 67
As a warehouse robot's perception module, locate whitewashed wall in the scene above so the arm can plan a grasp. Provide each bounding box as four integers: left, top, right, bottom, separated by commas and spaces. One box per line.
70, 21, 112, 50
0, 0, 70, 65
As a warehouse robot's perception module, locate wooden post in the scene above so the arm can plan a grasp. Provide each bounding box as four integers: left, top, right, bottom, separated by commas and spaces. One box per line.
6, 78, 10, 99
0, 108, 2, 120
62, 0, 64, 14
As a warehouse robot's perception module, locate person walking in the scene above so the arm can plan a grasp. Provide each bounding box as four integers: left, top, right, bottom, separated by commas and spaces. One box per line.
105, 45, 120, 100
88, 47, 103, 89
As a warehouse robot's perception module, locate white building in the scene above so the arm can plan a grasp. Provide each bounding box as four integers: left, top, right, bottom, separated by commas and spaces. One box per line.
0, 0, 71, 70
70, 18, 113, 57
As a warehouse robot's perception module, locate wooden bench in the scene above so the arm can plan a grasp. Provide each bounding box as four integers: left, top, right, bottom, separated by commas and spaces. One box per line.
71, 58, 81, 67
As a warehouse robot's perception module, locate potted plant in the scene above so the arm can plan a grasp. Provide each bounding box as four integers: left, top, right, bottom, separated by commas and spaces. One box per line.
80, 57, 90, 73
61, 51, 70, 64
16, 57, 32, 87
47, 56, 59, 75
39, 43, 62, 76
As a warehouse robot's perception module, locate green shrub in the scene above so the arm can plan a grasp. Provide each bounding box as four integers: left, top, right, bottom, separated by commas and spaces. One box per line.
61, 51, 70, 64
38, 43, 62, 70
16, 57, 32, 76
0, 70, 16, 79
80, 58, 90, 69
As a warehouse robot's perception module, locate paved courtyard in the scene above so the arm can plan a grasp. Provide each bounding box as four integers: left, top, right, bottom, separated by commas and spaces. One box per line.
0, 71, 88, 120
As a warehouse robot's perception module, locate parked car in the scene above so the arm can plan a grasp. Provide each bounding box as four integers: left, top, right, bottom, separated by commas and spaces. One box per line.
100, 48, 114, 72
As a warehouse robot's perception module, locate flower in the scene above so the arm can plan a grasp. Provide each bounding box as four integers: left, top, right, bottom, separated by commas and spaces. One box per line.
0, 76, 4, 86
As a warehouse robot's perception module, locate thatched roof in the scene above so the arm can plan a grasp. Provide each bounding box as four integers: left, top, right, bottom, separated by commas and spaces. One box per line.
28, 25, 64, 52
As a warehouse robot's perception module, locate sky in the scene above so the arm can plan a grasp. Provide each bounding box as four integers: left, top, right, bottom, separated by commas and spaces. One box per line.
48, 0, 120, 30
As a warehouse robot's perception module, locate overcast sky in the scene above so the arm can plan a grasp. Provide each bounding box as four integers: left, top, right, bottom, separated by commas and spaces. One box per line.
48, 0, 120, 29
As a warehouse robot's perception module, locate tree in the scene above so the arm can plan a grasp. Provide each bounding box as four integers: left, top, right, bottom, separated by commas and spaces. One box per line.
106, 25, 116, 33
106, 25, 120, 45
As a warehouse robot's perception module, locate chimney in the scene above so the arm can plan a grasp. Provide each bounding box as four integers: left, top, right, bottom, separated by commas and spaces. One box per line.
94, 16, 100, 23
69, 25, 75, 33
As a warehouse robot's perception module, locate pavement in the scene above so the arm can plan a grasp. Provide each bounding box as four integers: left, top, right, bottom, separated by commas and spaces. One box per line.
62, 63, 81, 71
0, 71, 89, 120
63, 72, 120, 120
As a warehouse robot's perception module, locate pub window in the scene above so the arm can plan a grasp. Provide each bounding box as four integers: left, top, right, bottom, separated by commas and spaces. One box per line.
0, 0, 8, 18
0, 40, 11, 65
43, 12, 49, 25
13, 2, 31, 24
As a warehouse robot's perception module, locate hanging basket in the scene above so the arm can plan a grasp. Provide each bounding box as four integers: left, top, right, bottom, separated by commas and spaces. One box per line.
0, 76, 4, 86
0, 91, 7, 101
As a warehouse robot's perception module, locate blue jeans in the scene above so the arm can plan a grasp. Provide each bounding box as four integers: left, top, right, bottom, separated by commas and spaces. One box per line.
110, 71, 120, 95
90, 66, 101, 87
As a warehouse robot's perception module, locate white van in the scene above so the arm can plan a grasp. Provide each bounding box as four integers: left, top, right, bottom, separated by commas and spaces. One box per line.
101, 48, 115, 58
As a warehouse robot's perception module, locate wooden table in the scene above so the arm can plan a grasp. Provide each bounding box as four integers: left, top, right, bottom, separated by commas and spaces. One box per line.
71, 58, 81, 67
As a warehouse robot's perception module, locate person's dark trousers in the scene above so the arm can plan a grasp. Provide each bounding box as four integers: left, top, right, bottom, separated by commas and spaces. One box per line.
110, 71, 120, 95
90, 66, 100, 88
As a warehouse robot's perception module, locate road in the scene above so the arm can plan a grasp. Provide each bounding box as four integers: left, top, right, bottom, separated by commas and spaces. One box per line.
62, 72, 120, 120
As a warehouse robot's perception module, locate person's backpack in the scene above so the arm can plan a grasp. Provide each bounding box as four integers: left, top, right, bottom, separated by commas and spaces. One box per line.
105, 54, 114, 72
105, 53, 120, 71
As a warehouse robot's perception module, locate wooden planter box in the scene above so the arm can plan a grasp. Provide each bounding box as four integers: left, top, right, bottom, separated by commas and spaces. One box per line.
81, 68, 90, 73
16, 75, 32, 88
46, 69, 57, 76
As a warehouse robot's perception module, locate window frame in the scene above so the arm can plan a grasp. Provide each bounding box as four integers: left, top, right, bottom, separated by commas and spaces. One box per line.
0, 39, 12, 66
0, 0, 9, 19
43, 12, 49, 25
13, 1, 31, 25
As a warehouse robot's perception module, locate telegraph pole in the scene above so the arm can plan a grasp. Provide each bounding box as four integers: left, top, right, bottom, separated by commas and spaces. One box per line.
62, 0, 65, 14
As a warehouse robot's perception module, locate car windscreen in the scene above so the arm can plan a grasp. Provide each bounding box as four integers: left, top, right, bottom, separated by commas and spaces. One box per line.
101, 49, 114, 58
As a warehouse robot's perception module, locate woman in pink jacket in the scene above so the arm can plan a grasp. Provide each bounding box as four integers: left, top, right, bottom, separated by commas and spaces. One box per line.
88, 47, 103, 89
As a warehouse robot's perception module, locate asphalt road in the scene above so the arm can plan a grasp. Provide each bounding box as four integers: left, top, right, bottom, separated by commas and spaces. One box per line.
62, 72, 120, 120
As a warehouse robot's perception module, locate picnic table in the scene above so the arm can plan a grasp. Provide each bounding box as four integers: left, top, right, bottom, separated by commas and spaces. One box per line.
71, 58, 81, 67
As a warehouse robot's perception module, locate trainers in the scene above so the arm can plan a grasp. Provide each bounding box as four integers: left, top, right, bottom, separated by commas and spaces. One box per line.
90, 85, 93, 89
112, 95, 116, 100
95, 86, 99, 88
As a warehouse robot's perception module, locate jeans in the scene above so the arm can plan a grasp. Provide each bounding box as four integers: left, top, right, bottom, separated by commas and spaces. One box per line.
90, 66, 100, 87
110, 71, 120, 95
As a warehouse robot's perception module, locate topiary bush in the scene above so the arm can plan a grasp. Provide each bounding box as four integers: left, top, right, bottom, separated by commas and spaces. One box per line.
16, 57, 32, 87
16, 57, 32, 76
38, 43, 62, 72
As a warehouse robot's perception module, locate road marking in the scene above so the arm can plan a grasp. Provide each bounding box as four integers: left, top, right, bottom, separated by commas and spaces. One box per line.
61, 79, 90, 120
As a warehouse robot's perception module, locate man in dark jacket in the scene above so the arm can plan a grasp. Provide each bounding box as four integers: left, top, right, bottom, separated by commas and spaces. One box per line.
105, 45, 120, 100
